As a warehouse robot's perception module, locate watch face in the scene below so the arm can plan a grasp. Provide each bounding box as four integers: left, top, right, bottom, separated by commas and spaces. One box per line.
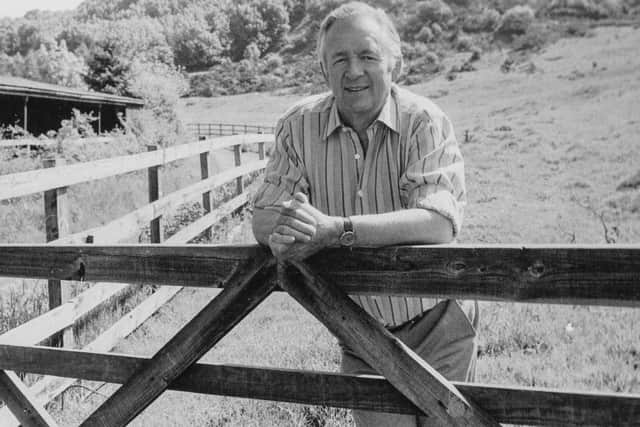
340, 231, 355, 247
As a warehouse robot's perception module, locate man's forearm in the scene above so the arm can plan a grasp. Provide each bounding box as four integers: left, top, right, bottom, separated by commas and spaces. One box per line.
254, 203, 454, 249
350, 208, 454, 247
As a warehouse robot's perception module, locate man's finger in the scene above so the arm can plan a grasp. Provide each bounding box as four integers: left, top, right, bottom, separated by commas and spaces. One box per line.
273, 224, 313, 242
269, 232, 296, 245
293, 192, 309, 204
275, 214, 316, 236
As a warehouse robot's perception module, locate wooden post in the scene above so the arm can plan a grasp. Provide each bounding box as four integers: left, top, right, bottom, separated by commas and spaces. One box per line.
43, 157, 70, 348
147, 145, 161, 244
23, 96, 28, 134
233, 144, 243, 196
97, 104, 102, 134
219, 123, 222, 136
199, 136, 212, 241
258, 142, 265, 160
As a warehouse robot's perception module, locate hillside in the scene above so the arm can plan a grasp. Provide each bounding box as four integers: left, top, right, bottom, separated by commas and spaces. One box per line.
52, 23, 640, 426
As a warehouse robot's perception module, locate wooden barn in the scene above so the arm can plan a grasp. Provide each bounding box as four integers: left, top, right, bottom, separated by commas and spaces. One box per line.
0, 76, 144, 137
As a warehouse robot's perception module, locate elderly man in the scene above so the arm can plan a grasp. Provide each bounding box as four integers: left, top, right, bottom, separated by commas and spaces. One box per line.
252, 2, 477, 425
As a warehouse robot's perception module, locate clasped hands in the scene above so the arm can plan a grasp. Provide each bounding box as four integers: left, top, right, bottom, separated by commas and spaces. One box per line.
268, 192, 342, 261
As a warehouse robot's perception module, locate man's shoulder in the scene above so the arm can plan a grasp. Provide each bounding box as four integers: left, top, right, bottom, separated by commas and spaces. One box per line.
393, 85, 448, 124
278, 91, 333, 124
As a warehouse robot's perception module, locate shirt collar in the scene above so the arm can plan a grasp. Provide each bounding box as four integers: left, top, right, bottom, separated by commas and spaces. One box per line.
323, 85, 400, 141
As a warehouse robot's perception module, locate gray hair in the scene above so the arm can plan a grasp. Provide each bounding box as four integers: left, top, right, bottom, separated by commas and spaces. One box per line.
316, 2, 403, 80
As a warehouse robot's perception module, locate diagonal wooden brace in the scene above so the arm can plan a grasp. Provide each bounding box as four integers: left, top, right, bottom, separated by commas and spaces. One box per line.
0, 370, 58, 427
81, 253, 276, 427
284, 261, 499, 427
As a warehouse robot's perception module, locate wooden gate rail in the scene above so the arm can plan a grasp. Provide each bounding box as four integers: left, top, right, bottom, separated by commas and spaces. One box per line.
2, 344, 640, 426
0, 244, 639, 426
0, 245, 638, 305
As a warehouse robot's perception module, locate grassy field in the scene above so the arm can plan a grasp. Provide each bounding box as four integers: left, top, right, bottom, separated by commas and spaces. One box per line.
1, 24, 639, 426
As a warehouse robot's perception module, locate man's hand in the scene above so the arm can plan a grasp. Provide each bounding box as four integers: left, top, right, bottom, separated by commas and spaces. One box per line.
268, 192, 342, 261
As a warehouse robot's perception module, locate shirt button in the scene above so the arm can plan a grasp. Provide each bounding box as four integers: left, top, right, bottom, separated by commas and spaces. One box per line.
354, 153, 361, 160
357, 190, 363, 198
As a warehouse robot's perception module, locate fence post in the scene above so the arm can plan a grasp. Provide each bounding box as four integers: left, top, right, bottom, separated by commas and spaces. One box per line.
43, 157, 70, 348
147, 145, 162, 243
219, 123, 222, 136
258, 142, 265, 160
197, 123, 201, 137
199, 136, 212, 241
233, 144, 244, 196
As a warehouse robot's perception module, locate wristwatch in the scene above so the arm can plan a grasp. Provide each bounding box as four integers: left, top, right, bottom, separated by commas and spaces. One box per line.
339, 217, 355, 247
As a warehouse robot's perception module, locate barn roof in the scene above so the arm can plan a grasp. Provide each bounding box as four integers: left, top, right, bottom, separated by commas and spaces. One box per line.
0, 75, 145, 108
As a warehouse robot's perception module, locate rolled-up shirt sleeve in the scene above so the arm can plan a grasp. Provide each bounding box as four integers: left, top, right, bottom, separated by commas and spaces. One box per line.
399, 113, 466, 237
253, 117, 309, 209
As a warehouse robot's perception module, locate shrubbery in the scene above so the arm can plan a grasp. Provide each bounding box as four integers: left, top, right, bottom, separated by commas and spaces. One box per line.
462, 8, 502, 33
496, 5, 535, 35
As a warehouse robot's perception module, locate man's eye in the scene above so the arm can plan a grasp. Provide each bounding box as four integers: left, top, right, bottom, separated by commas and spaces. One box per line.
363, 55, 378, 61
333, 58, 346, 65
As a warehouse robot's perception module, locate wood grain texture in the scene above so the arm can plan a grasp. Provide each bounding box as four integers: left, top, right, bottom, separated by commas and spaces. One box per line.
80, 255, 276, 427
0, 371, 57, 427
1, 245, 639, 306
283, 261, 498, 426
3, 345, 639, 426
0, 245, 268, 288
0, 133, 271, 201
299, 244, 640, 306
53, 159, 266, 245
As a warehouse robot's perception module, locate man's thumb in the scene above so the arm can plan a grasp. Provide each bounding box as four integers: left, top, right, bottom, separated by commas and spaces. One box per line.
294, 192, 308, 204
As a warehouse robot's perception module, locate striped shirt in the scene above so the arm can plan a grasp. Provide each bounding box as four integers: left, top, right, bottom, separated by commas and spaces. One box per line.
253, 84, 467, 327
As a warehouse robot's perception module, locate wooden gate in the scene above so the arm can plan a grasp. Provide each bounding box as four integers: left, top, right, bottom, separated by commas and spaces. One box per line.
0, 244, 639, 426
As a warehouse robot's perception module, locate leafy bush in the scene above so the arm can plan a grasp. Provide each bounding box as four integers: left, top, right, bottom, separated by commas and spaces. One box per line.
125, 60, 188, 146
57, 109, 97, 140
496, 5, 535, 35
404, 0, 454, 39
462, 8, 501, 33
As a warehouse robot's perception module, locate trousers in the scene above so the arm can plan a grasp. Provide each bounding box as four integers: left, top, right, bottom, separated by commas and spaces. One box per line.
340, 299, 478, 427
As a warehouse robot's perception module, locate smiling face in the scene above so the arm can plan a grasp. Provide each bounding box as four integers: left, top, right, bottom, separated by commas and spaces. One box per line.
321, 14, 396, 130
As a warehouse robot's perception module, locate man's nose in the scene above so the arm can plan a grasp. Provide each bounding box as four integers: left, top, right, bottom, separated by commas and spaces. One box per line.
345, 58, 364, 78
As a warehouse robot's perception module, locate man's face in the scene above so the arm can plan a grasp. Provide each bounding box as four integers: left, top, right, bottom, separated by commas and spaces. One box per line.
322, 15, 395, 127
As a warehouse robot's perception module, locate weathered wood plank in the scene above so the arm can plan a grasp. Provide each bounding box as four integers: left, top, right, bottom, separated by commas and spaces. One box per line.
80, 256, 275, 427
0, 245, 265, 287
1, 245, 639, 305
0, 134, 271, 201
284, 261, 498, 426
0, 371, 57, 427
3, 345, 639, 426
54, 160, 266, 245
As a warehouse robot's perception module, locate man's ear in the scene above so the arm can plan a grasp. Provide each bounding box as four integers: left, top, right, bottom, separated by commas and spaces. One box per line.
320, 61, 329, 85
391, 57, 403, 82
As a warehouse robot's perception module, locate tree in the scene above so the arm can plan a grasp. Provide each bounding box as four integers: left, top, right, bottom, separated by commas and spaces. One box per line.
84, 40, 132, 95
227, 0, 289, 61
163, 9, 227, 70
